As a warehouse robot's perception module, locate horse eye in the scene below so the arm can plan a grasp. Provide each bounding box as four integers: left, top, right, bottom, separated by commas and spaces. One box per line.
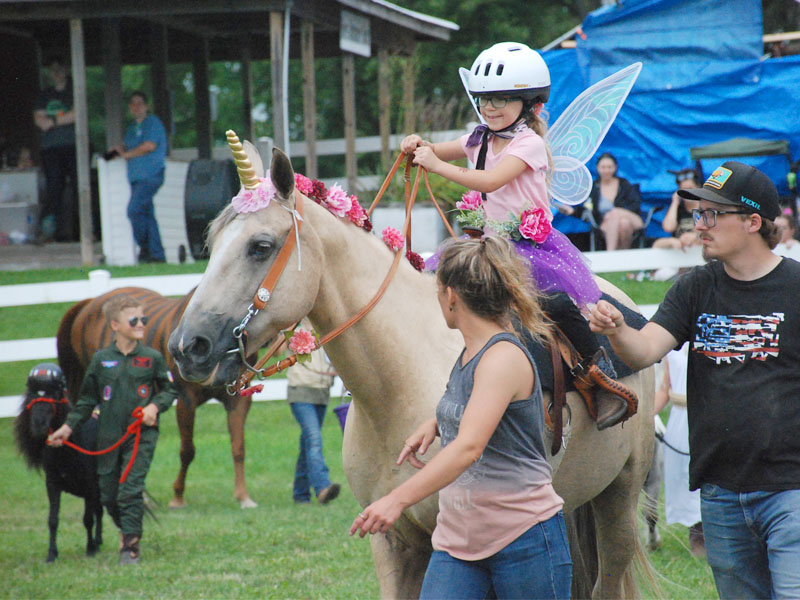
248, 240, 273, 259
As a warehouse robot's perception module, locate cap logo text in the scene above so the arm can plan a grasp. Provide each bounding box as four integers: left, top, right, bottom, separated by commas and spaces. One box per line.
741, 196, 761, 210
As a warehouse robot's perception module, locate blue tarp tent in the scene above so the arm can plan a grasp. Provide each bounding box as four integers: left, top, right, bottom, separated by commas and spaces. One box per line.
543, 0, 800, 212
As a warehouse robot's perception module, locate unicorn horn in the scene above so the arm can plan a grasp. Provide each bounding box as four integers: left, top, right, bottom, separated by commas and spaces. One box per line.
226, 129, 260, 190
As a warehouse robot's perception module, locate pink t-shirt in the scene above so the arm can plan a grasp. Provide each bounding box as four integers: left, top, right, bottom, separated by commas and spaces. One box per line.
460, 128, 551, 222
432, 481, 564, 561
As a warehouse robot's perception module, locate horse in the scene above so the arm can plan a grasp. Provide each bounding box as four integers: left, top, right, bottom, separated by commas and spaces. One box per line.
13, 363, 103, 562
56, 287, 257, 509
168, 145, 655, 598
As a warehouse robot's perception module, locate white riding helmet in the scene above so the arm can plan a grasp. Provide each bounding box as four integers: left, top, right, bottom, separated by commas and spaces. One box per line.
465, 42, 550, 104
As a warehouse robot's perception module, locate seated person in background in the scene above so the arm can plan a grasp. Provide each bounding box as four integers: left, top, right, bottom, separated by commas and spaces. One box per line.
775, 213, 797, 248
653, 168, 701, 250
588, 152, 643, 250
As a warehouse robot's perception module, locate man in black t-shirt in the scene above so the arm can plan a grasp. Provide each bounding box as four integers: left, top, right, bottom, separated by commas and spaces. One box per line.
589, 161, 800, 599
33, 58, 77, 242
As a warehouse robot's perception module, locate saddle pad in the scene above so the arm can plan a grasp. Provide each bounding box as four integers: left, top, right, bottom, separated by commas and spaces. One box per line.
520, 293, 648, 395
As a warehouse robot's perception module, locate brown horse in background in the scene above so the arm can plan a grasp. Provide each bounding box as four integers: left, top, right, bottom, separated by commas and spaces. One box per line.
56, 287, 256, 509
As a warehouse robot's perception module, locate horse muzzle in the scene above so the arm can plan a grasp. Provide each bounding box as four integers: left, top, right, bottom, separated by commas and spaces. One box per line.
168, 316, 242, 386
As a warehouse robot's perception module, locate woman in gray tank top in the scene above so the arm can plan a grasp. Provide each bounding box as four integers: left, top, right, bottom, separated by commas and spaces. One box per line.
350, 237, 572, 599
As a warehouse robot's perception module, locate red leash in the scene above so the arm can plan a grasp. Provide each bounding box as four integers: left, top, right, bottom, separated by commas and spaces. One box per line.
58, 407, 145, 484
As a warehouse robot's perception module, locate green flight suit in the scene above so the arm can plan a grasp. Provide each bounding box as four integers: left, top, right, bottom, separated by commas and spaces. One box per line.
66, 342, 177, 537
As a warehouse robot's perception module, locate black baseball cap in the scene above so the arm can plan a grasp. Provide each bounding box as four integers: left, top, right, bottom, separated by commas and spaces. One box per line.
677, 161, 780, 221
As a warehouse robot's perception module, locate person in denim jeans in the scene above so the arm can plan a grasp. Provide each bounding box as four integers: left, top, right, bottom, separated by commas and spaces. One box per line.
350, 237, 571, 599
287, 321, 340, 505
108, 91, 167, 263
590, 161, 800, 598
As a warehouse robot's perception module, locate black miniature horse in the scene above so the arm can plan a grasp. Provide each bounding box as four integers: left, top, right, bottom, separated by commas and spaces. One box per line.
13, 363, 103, 562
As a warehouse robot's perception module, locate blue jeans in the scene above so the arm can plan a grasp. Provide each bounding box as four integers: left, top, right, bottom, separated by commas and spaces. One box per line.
701, 484, 800, 599
127, 173, 165, 261
420, 511, 572, 600
290, 402, 332, 502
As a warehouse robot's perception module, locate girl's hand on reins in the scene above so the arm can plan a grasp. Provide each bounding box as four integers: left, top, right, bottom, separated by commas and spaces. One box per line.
400, 134, 425, 154
411, 145, 440, 173
397, 418, 438, 469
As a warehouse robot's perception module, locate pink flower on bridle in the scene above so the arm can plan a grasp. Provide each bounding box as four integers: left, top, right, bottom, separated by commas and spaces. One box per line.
231, 177, 276, 213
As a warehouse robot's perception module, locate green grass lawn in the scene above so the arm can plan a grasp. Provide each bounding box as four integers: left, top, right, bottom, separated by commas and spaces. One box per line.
1, 401, 716, 599
1, 266, 718, 597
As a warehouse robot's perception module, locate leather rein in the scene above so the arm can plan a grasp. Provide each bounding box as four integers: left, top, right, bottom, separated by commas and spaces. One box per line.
226, 152, 454, 395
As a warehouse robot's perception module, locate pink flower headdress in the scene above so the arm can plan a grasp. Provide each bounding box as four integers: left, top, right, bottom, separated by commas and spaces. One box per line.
232, 177, 276, 213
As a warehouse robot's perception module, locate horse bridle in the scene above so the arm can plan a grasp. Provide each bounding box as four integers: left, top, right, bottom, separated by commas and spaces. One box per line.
26, 395, 68, 415
225, 154, 451, 396
226, 190, 305, 391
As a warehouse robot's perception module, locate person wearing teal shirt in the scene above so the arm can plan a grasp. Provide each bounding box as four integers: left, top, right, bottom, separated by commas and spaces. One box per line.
109, 91, 168, 263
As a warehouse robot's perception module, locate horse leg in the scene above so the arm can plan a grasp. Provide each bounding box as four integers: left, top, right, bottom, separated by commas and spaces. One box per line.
46, 481, 61, 562
369, 521, 432, 599
226, 393, 256, 508
95, 493, 104, 549
642, 440, 663, 551
83, 497, 99, 556
170, 394, 197, 509
590, 464, 645, 598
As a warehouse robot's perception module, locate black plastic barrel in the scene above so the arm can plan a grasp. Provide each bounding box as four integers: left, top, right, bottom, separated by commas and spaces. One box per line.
184, 159, 239, 259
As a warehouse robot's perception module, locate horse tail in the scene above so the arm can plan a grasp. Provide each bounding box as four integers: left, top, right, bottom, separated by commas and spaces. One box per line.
57, 298, 91, 403
565, 502, 598, 599
566, 502, 664, 600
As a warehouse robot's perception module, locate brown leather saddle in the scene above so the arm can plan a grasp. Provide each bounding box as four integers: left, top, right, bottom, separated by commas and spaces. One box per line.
517, 293, 648, 455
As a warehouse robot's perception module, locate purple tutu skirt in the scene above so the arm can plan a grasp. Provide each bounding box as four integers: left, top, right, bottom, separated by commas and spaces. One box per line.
425, 229, 600, 308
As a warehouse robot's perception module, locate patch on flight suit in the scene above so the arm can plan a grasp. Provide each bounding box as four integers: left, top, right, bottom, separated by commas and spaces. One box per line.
167, 370, 174, 383
103, 385, 112, 401
101, 360, 119, 368
132, 356, 152, 368
137, 384, 150, 398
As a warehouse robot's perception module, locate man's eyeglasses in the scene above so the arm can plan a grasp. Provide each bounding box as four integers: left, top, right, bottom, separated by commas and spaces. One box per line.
128, 316, 149, 327
475, 96, 520, 109
691, 208, 751, 228
676, 172, 697, 183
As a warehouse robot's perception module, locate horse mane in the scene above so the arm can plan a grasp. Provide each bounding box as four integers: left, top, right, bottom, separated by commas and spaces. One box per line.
14, 393, 73, 471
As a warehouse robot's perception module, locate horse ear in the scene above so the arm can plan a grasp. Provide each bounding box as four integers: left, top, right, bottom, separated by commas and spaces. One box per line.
242, 141, 264, 179
270, 148, 296, 205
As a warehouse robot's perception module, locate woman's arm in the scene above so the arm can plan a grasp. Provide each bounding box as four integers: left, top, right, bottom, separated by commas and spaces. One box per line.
661, 192, 681, 234
350, 342, 530, 536
615, 178, 641, 214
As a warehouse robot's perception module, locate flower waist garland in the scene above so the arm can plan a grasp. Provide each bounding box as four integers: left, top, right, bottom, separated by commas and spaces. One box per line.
231, 172, 425, 271
454, 190, 552, 244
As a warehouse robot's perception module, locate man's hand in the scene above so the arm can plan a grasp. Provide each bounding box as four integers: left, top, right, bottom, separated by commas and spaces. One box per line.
47, 423, 73, 447
589, 300, 626, 336
141, 403, 159, 426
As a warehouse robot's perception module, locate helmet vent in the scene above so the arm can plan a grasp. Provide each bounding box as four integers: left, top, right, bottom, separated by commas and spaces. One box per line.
474, 63, 481, 75
484, 62, 492, 76
496, 64, 504, 76
509, 47, 522, 52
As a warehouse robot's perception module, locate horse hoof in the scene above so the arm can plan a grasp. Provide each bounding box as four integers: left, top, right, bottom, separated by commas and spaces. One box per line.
239, 497, 258, 509
168, 497, 186, 510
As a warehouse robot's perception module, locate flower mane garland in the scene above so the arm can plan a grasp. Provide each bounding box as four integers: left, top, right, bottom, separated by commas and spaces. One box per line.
454, 190, 552, 244
231, 172, 426, 272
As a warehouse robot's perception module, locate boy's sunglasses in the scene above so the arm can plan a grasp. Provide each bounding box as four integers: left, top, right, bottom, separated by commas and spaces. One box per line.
128, 316, 149, 327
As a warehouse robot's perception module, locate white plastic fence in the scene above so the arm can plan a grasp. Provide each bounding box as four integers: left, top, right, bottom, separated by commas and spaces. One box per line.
4, 243, 800, 417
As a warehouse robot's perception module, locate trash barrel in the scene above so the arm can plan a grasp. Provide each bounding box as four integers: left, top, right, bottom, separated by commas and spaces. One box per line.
333, 402, 350, 433
184, 159, 239, 259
